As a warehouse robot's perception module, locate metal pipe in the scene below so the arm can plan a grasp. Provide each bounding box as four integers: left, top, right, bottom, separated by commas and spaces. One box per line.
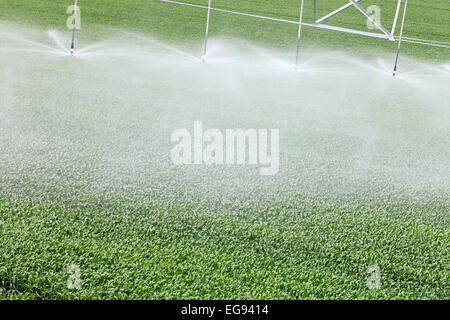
349, 0, 393, 40
393, 0, 408, 76
159, 0, 299, 25
316, 0, 362, 24
399, 36, 450, 46
391, 0, 402, 36
70, 0, 78, 55
202, 0, 212, 62
313, 0, 317, 24
157, 0, 388, 39
158, 0, 444, 46
295, 0, 305, 67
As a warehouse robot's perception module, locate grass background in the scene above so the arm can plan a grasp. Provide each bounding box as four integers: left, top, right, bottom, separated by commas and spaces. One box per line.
0, 0, 449, 299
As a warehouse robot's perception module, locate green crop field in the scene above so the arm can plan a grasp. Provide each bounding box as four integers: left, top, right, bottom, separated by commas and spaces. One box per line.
0, 0, 449, 300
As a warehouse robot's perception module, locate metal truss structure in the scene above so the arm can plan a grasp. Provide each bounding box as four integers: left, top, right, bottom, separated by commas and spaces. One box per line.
311, 0, 401, 41
159, 0, 410, 75
69, 0, 449, 75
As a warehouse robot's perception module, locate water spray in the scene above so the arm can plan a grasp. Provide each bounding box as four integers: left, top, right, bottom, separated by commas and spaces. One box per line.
70, 0, 78, 56
202, 0, 212, 63
393, 0, 408, 77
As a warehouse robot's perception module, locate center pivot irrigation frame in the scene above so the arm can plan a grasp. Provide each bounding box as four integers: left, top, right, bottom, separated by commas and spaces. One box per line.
68, 1, 449, 75
158, 0, 410, 76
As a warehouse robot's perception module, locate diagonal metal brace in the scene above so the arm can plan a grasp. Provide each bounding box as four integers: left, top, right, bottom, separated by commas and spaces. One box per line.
348, 0, 394, 40
315, 0, 363, 24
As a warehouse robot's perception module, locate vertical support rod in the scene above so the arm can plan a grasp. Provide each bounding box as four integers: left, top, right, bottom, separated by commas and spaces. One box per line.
202, 0, 212, 62
391, 0, 402, 36
393, 0, 408, 76
295, 0, 305, 67
313, 0, 317, 23
70, 0, 78, 55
